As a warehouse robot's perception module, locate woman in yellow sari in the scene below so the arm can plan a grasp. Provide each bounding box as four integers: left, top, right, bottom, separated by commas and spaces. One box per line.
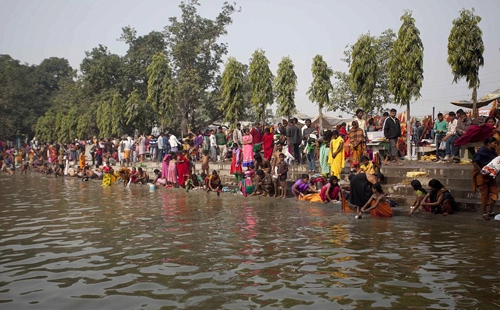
328, 130, 344, 179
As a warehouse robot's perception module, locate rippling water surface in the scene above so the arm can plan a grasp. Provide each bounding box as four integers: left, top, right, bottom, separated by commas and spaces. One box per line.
0, 174, 499, 309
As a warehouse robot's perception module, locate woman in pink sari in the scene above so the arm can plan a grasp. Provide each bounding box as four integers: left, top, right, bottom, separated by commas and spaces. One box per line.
242, 128, 254, 168
167, 152, 177, 186
161, 153, 170, 179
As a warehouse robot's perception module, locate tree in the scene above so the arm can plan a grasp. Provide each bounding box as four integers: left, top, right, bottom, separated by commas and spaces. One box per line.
165, 0, 237, 135
447, 8, 484, 117
274, 56, 297, 119
389, 11, 424, 159
349, 34, 378, 111
80, 45, 123, 95
220, 57, 246, 127
307, 55, 333, 129
147, 52, 175, 130
331, 30, 396, 115
125, 89, 150, 133
249, 49, 274, 125
97, 91, 125, 137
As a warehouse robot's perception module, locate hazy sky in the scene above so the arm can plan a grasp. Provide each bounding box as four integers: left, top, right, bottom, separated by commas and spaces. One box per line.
1, 0, 499, 118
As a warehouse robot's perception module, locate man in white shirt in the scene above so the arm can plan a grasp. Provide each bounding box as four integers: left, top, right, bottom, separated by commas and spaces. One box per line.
351, 109, 367, 134
169, 133, 182, 153
209, 129, 217, 163
122, 137, 131, 166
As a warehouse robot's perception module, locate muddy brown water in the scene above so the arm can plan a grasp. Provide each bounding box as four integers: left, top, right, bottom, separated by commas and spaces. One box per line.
0, 174, 499, 309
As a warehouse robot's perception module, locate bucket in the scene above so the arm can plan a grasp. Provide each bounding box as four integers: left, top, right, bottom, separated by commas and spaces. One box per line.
149, 183, 156, 191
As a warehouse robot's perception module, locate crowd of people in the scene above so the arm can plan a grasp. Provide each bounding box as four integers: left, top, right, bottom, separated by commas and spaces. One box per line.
3, 106, 500, 220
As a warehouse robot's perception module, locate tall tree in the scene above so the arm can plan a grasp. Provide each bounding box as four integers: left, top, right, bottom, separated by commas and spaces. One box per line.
274, 56, 297, 119
389, 11, 424, 159
349, 34, 378, 111
447, 8, 484, 117
249, 49, 274, 125
80, 45, 123, 95
125, 89, 150, 133
165, 0, 237, 135
220, 57, 246, 127
147, 52, 175, 130
307, 55, 333, 129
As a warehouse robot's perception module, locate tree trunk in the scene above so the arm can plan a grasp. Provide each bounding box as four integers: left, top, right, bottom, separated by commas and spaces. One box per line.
180, 111, 188, 139
472, 85, 478, 119
406, 102, 412, 161
318, 107, 323, 133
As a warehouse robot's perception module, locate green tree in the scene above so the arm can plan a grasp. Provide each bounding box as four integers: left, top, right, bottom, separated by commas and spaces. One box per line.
125, 89, 150, 133
349, 34, 378, 111
146, 52, 175, 130
389, 11, 424, 158
331, 30, 395, 115
97, 91, 125, 137
307, 55, 333, 129
447, 8, 484, 117
165, 0, 237, 135
80, 45, 123, 96
220, 57, 246, 127
274, 56, 297, 119
249, 49, 274, 125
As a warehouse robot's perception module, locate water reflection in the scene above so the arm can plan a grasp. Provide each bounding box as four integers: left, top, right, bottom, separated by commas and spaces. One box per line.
0, 174, 499, 309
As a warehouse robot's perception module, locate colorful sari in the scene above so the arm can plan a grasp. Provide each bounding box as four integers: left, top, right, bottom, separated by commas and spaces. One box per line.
242, 135, 253, 168
328, 136, 345, 179
348, 127, 365, 164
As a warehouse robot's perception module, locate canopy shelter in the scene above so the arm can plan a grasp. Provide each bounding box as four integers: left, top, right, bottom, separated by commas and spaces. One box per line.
450, 87, 500, 109
291, 113, 355, 130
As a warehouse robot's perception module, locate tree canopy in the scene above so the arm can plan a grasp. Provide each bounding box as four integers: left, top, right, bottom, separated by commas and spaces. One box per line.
349, 34, 378, 111
307, 55, 333, 128
249, 49, 274, 125
447, 8, 484, 116
274, 56, 297, 119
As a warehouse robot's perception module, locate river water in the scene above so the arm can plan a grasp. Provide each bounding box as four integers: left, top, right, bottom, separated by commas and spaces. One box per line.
0, 174, 499, 309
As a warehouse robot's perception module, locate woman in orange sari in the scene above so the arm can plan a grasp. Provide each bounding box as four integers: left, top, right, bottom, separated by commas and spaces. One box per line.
348, 121, 366, 166
357, 183, 392, 218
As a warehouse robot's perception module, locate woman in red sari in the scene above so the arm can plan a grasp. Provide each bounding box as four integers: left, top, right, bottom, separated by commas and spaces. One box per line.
176, 150, 190, 187
262, 127, 274, 161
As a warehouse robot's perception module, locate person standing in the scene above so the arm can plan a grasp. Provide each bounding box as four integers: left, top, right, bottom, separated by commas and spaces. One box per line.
302, 119, 316, 172
157, 132, 165, 162
215, 126, 228, 162
209, 129, 217, 163
251, 122, 263, 154
169, 133, 182, 153
262, 127, 274, 161
433, 113, 448, 161
287, 118, 301, 164
348, 121, 366, 165
233, 123, 243, 147
441, 111, 458, 163
328, 130, 344, 179
472, 136, 498, 220
242, 128, 254, 168
383, 108, 403, 166
351, 109, 367, 134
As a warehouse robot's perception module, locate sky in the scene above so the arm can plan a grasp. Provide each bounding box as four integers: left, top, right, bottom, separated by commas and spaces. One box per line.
1, 0, 499, 118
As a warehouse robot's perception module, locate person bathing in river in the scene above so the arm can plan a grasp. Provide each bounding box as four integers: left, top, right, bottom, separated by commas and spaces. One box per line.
320, 175, 340, 203
408, 180, 430, 215
420, 179, 456, 216
472, 136, 498, 220
292, 174, 318, 201
356, 183, 393, 218
206, 170, 222, 196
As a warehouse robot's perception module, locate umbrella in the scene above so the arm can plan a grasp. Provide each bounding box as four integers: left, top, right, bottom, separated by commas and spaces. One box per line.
450, 87, 500, 109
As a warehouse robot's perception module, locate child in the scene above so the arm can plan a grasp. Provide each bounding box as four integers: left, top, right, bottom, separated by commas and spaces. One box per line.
320, 175, 341, 203
274, 153, 289, 198
291, 174, 317, 201
201, 149, 211, 175
357, 183, 393, 218
359, 155, 375, 174
408, 180, 430, 215
206, 170, 222, 196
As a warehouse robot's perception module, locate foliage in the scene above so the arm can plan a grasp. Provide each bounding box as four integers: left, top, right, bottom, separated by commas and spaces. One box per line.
330, 29, 395, 115
349, 34, 378, 111
220, 57, 246, 127
125, 89, 151, 133
146, 52, 175, 129
165, 0, 237, 134
447, 8, 484, 110
97, 91, 125, 137
389, 11, 424, 105
274, 56, 297, 119
307, 55, 333, 111
249, 49, 274, 124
